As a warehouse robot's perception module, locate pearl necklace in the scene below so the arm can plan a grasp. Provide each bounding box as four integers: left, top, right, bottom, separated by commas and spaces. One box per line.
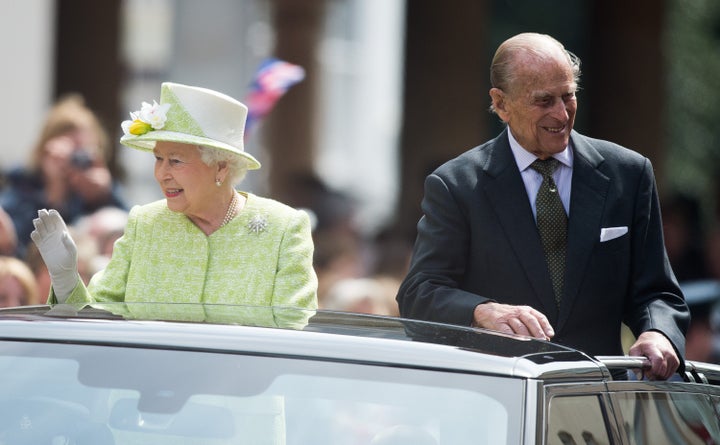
220, 192, 239, 228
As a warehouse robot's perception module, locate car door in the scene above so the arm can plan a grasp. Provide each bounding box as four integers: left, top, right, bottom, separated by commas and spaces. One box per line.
606, 380, 720, 445
544, 383, 621, 445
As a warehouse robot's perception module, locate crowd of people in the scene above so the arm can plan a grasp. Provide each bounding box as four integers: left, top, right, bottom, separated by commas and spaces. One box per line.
1, 33, 720, 373
0, 94, 128, 308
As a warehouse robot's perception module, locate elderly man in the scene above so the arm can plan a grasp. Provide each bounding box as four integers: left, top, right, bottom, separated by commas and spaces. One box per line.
397, 32, 689, 380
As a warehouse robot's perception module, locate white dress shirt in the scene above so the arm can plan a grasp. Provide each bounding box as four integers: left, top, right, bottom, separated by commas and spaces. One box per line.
507, 129, 573, 221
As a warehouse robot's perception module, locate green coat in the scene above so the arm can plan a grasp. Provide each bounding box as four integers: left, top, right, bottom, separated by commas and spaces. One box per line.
56, 192, 318, 326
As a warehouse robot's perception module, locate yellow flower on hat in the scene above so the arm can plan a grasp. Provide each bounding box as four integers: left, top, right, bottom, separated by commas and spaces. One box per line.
121, 100, 171, 136
127, 119, 152, 135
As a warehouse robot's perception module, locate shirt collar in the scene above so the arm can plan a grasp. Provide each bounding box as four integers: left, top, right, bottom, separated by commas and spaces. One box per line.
507, 128, 573, 171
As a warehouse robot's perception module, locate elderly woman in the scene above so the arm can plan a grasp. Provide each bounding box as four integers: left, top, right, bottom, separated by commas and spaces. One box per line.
31, 83, 318, 325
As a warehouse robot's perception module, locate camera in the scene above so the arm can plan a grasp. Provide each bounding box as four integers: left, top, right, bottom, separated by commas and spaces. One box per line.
70, 149, 94, 170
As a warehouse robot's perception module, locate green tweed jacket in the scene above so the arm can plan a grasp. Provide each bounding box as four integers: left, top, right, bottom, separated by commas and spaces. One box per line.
56, 192, 318, 325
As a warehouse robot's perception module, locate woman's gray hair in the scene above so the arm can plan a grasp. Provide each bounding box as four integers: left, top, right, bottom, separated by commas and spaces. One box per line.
197, 145, 249, 184
489, 33, 581, 115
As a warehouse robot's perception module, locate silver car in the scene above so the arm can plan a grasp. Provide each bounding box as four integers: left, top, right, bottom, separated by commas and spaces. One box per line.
0, 303, 717, 444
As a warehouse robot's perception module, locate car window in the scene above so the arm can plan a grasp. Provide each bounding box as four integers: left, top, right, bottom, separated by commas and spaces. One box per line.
546, 394, 613, 445
613, 390, 720, 444
0, 341, 524, 444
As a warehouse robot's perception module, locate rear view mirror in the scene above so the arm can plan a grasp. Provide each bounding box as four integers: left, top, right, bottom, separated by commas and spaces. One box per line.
109, 397, 235, 439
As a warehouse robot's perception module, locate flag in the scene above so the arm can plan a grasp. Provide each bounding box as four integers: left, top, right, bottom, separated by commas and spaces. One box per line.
244, 58, 306, 139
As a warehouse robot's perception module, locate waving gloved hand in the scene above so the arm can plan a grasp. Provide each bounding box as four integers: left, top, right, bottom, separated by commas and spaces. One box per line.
30, 209, 79, 303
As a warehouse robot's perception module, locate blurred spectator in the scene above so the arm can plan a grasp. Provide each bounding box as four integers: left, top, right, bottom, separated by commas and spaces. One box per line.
707, 230, 720, 281
69, 225, 104, 285
0, 256, 40, 307
0, 206, 18, 256
24, 241, 51, 301
371, 276, 401, 317
72, 206, 129, 271
661, 192, 710, 281
707, 180, 720, 281
288, 174, 410, 316
285, 173, 358, 239
291, 174, 369, 306
366, 228, 414, 316
323, 277, 397, 316
314, 232, 366, 307
0, 94, 126, 257
370, 228, 413, 282
681, 280, 720, 363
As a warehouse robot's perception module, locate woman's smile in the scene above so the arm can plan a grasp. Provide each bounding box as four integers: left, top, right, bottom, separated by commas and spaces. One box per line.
164, 188, 182, 198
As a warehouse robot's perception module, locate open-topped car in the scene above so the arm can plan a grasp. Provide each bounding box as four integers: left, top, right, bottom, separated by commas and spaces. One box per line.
0, 303, 717, 444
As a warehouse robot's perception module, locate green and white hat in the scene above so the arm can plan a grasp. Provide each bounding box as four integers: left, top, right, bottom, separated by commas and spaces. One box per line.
120, 82, 260, 170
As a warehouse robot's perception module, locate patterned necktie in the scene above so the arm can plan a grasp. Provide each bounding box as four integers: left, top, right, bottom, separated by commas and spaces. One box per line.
530, 158, 567, 305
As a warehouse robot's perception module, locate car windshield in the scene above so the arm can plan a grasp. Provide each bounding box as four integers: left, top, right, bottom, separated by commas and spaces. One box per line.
0, 340, 524, 444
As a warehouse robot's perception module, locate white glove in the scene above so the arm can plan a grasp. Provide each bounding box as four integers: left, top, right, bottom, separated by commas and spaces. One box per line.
30, 209, 79, 303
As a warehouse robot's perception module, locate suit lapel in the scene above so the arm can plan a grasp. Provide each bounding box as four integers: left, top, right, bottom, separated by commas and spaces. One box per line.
482, 130, 558, 320
556, 132, 610, 330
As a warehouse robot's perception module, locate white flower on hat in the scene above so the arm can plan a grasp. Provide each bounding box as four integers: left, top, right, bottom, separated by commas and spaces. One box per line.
139, 101, 171, 129
121, 100, 171, 136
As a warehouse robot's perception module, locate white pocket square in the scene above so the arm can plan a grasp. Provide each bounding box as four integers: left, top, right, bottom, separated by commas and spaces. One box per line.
600, 226, 628, 242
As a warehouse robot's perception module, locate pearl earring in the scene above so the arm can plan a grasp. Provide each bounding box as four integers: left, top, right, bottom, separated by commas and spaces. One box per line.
216, 179, 222, 187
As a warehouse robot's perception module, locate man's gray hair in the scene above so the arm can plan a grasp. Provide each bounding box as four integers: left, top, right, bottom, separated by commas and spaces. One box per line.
489, 33, 581, 115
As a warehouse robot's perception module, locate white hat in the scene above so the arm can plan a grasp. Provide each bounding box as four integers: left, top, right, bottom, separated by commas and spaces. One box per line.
120, 82, 260, 169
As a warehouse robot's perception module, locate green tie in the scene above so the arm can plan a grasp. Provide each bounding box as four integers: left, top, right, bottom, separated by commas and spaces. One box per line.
530, 158, 567, 305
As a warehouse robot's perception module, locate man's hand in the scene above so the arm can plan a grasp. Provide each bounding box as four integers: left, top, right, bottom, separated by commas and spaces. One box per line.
473, 302, 554, 340
628, 330, 680, 380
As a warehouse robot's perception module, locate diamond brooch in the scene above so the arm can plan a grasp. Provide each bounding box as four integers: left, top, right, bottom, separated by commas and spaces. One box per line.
247, 214, 268, 234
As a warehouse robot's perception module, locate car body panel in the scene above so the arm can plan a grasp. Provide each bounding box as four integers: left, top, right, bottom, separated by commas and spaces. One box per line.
0, 304, 717, 444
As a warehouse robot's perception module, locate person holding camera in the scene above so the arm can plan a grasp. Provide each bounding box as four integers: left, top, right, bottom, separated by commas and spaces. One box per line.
0, 94, 126, 258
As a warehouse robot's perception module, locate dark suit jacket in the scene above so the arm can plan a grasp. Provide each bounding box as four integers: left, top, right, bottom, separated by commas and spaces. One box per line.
397, 129, 689, 359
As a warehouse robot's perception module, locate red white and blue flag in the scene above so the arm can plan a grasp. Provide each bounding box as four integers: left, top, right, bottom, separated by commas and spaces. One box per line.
244, 58, 306, 139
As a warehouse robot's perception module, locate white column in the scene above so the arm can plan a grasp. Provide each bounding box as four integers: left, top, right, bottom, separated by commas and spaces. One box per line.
0, 0, 55, 169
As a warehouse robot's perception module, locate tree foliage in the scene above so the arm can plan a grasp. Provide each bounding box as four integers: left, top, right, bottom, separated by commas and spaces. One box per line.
664, 0, 720, 216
